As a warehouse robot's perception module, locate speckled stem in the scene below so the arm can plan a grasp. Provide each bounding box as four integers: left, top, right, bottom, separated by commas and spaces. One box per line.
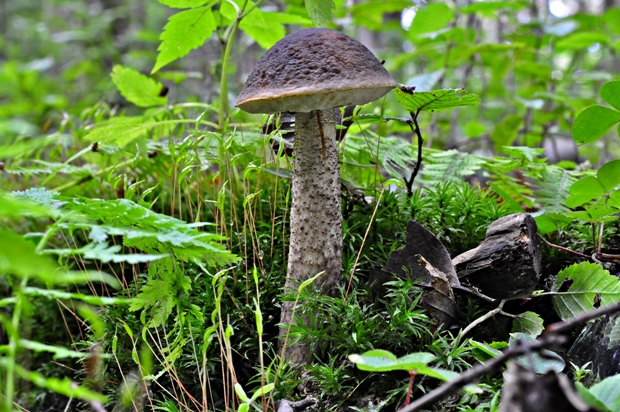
280, 109, 343, 364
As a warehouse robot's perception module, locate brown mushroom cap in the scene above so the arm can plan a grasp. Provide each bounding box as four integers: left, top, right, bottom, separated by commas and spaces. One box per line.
235, 28, 398, 114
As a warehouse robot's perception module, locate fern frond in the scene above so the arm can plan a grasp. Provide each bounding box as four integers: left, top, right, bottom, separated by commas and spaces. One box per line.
422, 149, 485, 184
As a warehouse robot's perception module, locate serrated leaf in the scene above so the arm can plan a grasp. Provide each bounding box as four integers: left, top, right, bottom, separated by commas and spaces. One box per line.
551, 262, 620, 321
111, 65, 167, 108
572, 105, 620, 144
395, 88, 480, 114
305, 0, 333, 27
511, 311, 544, 337
153, 6, 216, 73
82, 117, 149, 147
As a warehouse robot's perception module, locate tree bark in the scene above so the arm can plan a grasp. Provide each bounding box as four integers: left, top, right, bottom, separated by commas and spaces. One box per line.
280, 109, 343, 364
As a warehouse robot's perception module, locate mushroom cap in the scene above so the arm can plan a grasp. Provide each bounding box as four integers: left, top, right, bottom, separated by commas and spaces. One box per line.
235, 28, 398, 114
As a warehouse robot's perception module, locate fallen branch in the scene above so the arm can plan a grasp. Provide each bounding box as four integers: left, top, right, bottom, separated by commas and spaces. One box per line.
399, 300, 620, 412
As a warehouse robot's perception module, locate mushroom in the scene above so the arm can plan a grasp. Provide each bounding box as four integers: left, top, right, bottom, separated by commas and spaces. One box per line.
235, 28, 398, 363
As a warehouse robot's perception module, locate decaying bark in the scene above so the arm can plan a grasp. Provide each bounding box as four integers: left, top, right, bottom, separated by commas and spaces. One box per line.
280, 110, 343, 364
452, 213, 542, 299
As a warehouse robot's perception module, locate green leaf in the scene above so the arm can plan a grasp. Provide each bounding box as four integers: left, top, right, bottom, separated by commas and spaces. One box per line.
509, 333, 565, 373
239, 9, 286, 50
16, 339, 95, 360
534, 214, 558, 235
0, 359, 108, 403
566, 176, 606, 207
0, 190, 57, 218
82, 116, 148, 147
23, 287, 129, 305
305, 0, 334, 27
250, 383, 275, 401
551, 262, 620, 321
576, 382, 612, 412
409, 2, 455, 36
511, 311, 544, 337
395, 88, 480, 114
0, 231, 60, 280
234, 383, 249, 402
349, 349, 436, 372
158, 0, 211, 7
572, 105, 620, 144
601, 81, 620, 111
588, 375, 620, 411
597, 160, 620, 192
111, 65, 167, 108
556, 32, 610, 50
153, 6, 216, 73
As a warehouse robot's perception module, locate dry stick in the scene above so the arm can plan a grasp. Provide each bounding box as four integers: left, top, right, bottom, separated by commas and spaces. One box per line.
537, 233, 592, 259
399, 300, 620, 412
459, 299, 507, 339
343, 188, 385, 305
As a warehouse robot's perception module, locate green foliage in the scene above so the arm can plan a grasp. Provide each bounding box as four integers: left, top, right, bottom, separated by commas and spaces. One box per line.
576, 375, 620, 412
153, 5, 217, 73
551, 262, 620, 321
573, 81, 620, 144
395, 88, 481, 114
349, 349, 457, 381
305, 0, 334, 27
111, 65, 167, 108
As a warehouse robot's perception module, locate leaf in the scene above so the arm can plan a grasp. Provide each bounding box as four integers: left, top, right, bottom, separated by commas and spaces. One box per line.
511, 311, 544, 337
566, 176, 606, 207
23, 287, 129, 305
395, 88, 480, 114
409, 2, 455, 36
551, 262, 620, 321
349, 349, 436, 372
0, 230, 61, 280
18, 339, 95, 360
575, 382, 612, 412
572, 105, 620, 144
509, 333, 565, 373
0, 190, 58, 218
234, 383, 249, 402
152, 6, 216, 73
111, 65, 167, 108
82, 116, 149, 147
0, 359, 108, 403
588, 375, 620, 412
305, 0, 334, 27
601, 81, 620, 111
239, 9, 286, 50
556, 32, 610, 50
597, 160, 620, 192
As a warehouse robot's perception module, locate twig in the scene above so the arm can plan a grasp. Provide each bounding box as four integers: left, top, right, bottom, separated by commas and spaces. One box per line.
459, 300, 507, 339
398, 300, 620, 412
537, 233, 591, 259
405, 109, 424, 197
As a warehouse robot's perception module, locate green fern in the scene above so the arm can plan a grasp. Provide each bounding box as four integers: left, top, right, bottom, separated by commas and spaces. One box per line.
531, 165, 578, 214
422, 149, 486, 184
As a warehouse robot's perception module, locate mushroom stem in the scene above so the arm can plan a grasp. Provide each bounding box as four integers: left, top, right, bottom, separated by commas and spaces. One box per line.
280, 109, 343, 363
